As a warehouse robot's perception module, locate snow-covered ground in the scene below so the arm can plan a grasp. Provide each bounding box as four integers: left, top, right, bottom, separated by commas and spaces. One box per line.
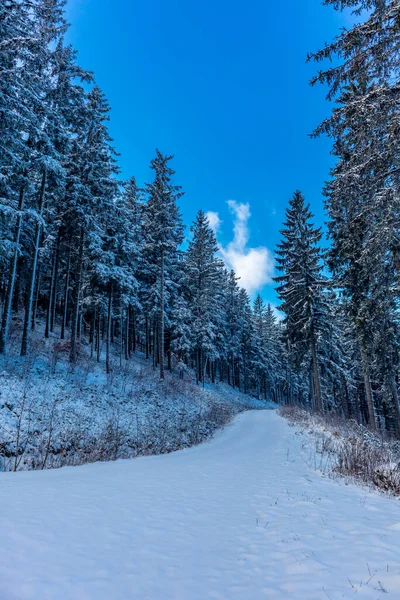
1, 410, 400, 600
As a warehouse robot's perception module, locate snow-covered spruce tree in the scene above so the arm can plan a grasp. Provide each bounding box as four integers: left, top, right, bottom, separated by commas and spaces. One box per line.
0, 1, 32, 295
309, 0, 400, 430
308, 0, 400, 266
65, 86, 119, 364
0, 0, 93, 356
252, 295, 268, 398
252, 297, 284, 401
143, 151, 184, 380
184, 210, 225, 385
327, 162, 400, 429
263, 303, 285, 403
46, 42, 92, 343
275, 191, 329, 413
0, 1, 53, 354
220, 269, 261, 393
315, 291, 356, 417
86, 190, 140, 373
369, 284, 400, 434
20, 0, 70, 357
120, 177, 144, 359
223, 270, 242, 387
169, 294, 193, 372
236, 287, 255, 395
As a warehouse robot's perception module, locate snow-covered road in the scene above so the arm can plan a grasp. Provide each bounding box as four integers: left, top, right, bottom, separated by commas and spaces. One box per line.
1, 410, 400, 600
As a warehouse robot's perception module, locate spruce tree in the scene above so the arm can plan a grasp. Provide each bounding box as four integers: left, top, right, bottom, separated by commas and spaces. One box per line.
275, 191, 328, 413
143, 151, 184, 380
184, 210, 225, 384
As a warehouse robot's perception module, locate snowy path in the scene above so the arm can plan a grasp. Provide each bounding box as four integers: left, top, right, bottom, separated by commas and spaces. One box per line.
1, 411, 400, 600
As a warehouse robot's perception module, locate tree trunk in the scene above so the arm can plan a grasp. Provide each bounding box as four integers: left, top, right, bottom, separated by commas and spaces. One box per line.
90, 310, 95, 359
342, 376, 351, 419
159, 251, 165, 380
21, 170, 47, 356
69, 228, 84, 363
96, 315, 101, 362
32, 266, 41, 331
131, 307, 136, 353
45, 237, 58, 340
119, 312, 123, 367
125, 307, 129, 361
360, 345, 376, 429
310, 334, 323, 413
152, 319, 157, 369
393, 249, 400, 288
390, 377, 400, 437
145, 315, 149, 359
50, 232, 61, 333
202, 355, 208, 389
106, 282, 113, 374
0, 183, 26, 354
196, 346, 201, 385
167, 345, 172, 371
61, 245, 71, 340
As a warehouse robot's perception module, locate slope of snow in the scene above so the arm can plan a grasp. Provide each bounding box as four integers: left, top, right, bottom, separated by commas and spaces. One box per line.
0, 350, 266, 470
1, 410, 400, 600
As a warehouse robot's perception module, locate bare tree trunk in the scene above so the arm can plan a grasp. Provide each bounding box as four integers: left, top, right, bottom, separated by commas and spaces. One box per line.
360, 345, 376, 429
390, 377, 400, 436
32, 266, 41, 331
202, 354, 208, 389
311, 334, 323, 413
106, 282, 113, 374
0, 183, 26, 354
393, 249, 400, 289
197, 347, 202, 385
145, 315, 149, 359
60, 245, 71, 340
243, 354, 247, 395
69, 228, 84, 363
45, 242, 57, 339
354, 392, 361, 425
96, 315, 101, 362
167, 346, 172, 371
152, 319, 156, 369
21, 170, 47, 356
342, 375, 351, 419
131, 307, 136, 353
50, 232, 61, 333
90, 310, 95, 359
119, 312, 123, 367
124, 307, 129, 361
159, 251, 165, 380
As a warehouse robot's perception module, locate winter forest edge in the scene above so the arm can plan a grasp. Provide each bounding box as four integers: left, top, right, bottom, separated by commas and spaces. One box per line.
2, 0, 400, 473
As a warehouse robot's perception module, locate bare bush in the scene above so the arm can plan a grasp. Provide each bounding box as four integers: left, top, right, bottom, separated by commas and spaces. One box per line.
279, 405, 400, 496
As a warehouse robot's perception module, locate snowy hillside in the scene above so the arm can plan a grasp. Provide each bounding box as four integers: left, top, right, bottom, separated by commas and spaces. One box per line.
1, 410, 400, 600
0, 336, 266, 471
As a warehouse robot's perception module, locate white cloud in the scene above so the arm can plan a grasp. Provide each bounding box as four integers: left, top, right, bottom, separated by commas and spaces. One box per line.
206, 211, 222, 234
211, 200, 274, 296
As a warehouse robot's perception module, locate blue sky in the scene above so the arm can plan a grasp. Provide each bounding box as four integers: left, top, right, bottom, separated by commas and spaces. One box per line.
65, 0, 349, 307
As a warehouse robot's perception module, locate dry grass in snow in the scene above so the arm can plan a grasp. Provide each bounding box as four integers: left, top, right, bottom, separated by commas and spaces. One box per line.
279, 405, 400, 496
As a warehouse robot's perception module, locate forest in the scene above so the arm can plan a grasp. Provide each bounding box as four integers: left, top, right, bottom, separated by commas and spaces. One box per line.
1, 0, 400, 439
